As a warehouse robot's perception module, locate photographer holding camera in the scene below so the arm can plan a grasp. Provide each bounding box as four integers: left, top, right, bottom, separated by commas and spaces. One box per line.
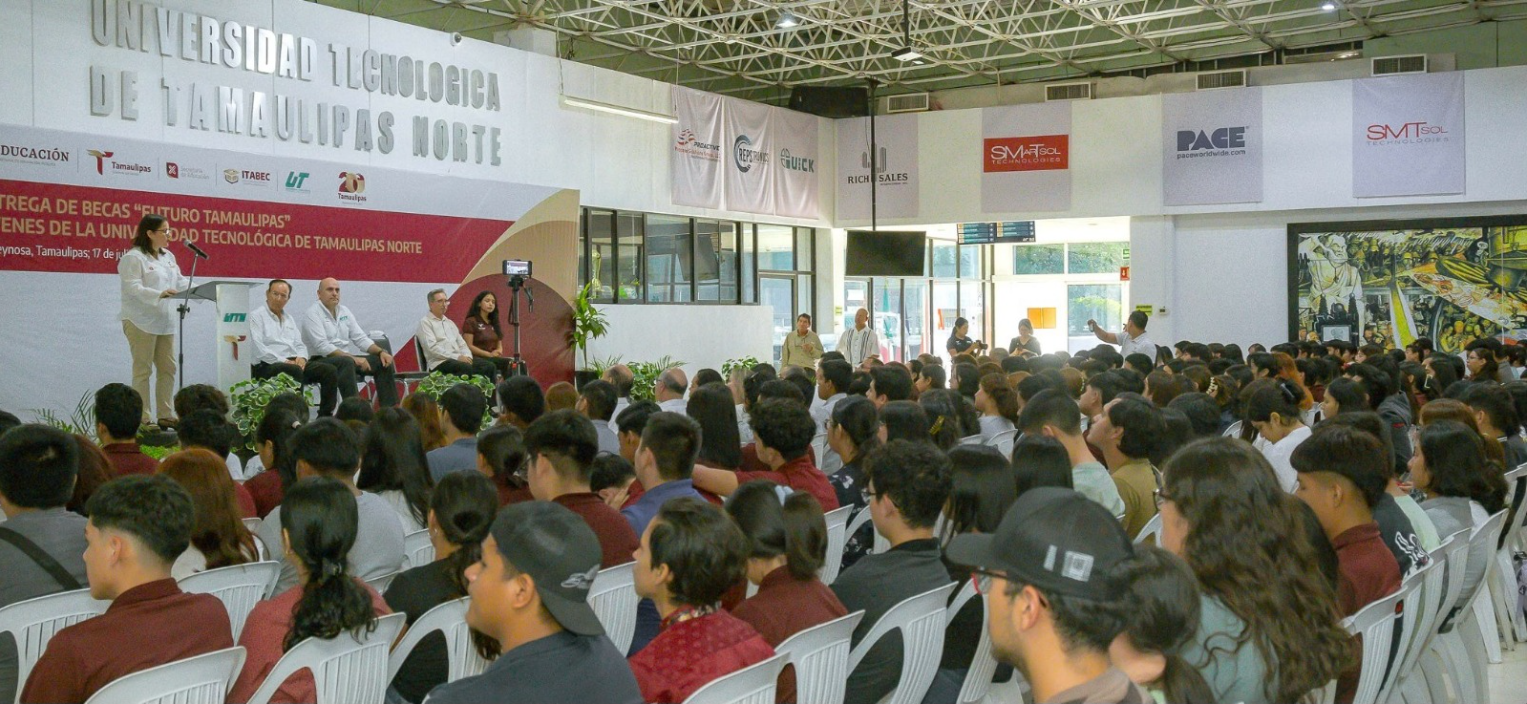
945, 316, 987, 358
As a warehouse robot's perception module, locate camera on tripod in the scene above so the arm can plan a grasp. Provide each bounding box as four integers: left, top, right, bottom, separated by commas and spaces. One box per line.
503, 259, 532, 289
498, 260, 533, 378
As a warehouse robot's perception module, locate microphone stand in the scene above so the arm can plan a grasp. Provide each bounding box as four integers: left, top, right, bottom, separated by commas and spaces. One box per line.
177, 249, 200, 391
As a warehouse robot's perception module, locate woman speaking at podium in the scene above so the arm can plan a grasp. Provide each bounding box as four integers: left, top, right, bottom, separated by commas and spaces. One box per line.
118, 214, 189, 429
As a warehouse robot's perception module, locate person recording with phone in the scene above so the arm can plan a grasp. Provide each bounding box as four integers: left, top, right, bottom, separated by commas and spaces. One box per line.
1088, 310, 1158, 360
118, 214, 190, 429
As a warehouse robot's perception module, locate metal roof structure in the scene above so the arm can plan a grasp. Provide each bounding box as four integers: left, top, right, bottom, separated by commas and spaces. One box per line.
316, 0, 1521, 102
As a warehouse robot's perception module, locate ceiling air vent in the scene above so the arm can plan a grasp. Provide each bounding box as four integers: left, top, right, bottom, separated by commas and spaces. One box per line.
1371, 55, 1428, 76
885, 92, 930, 114
1045, 81, 1092, 102
1196, 69, 1247, 91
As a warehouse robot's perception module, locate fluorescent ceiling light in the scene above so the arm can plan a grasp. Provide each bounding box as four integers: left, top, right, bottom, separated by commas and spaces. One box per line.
560, 95, 678, 124
777, 12, 799, 29
892, 47, 923, 62
1321, 2, 1337, 10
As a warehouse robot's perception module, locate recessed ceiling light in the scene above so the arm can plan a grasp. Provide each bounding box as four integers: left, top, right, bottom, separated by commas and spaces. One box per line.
776, 12, 799, 29
892, 47, 924, 62
1322, 2, 1337, 10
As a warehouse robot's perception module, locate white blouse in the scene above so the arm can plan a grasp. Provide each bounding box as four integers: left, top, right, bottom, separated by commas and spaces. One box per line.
118, 248, 189, 336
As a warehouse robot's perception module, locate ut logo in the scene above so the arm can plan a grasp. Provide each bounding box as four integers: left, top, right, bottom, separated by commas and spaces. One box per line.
286, 172, 309, 189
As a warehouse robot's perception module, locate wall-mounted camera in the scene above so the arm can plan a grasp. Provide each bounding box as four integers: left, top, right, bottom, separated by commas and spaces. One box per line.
450, 32, 464, 47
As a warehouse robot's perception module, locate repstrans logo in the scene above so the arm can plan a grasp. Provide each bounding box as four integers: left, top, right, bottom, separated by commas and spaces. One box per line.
674, 128, 720, 161
337, 171, 368, 203
733, 135, 769, 174
1364, 121, 1450, 146
984, 135, 1068, 172
87, 149, 151, 176
1174, 127, 1248, 159
779, 148, 815, 173
0, 145, 70, 167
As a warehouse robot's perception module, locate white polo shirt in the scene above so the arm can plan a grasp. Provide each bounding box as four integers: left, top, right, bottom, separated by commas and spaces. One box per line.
248, 305, 308, 364
1118, 329, 1157, 360
300, 302, 375, 357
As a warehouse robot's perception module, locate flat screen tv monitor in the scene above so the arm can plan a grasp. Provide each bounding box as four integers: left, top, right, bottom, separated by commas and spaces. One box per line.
844, 230, 926, 278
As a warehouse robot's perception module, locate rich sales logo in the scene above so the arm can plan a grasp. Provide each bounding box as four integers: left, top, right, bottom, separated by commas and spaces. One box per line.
847, 146, 909, 186
984, 135, 1068, 172
0, 145, 70, 167
674, 128, 721, 161
1364, 121, 1449, 145
1174, 127, 1248, 159
87, 149, 151, 176
337, 171, 368, 203
733, 135, 769, 174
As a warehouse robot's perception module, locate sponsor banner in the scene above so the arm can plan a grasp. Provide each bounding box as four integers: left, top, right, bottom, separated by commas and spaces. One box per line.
1352, 72, 1466, 197
836, 114, 920, 221
670, 86, 725, 210
1162, 87, 1264, 206
723, 97, 776, 216
981, 102, 1071, 213
772, 108, 820, 220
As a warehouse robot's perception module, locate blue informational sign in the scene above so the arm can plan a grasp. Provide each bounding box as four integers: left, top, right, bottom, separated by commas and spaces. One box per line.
957, 221, 1037, 245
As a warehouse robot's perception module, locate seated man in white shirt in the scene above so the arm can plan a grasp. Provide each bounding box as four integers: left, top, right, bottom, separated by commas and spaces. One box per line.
418, 288, 497, 380
299, 278, 399, 407
654, 368, 688, 414
248, 280, 341, 416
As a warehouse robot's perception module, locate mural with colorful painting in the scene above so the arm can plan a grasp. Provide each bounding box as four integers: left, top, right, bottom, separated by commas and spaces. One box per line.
1288, 217, 1527, 354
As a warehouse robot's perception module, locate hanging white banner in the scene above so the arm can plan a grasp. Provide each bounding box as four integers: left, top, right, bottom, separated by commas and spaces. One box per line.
670, 86, 725, 209
722, 96, 776, 216
771, 107, 821, 220
1162, 88, 1264, 206
981, 102, 1071, 213
836, 114, 920, 221
1352, 72, 1466, 198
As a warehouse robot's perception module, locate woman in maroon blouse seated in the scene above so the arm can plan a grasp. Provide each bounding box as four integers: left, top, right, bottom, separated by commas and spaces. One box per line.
629, 498, 775, 703
726, 482, 848, 704
461, 291, 514, 382
244, 405, 305, 519
228, 477, 391, 704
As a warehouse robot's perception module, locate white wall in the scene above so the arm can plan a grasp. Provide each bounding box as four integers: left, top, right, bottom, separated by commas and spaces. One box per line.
588, 305, 774, 376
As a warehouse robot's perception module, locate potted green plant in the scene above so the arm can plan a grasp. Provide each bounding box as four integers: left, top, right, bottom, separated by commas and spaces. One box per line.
569, 281, 611, 389
230, 373, 305, 453
416, 372, 498, 429
628, 356, 684, 402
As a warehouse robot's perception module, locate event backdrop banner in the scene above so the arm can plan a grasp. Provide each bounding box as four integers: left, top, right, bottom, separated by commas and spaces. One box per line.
981, 102, 1071, 213
722, 96, 776, 216
670, 86, 726, 210
836, 114, 920, 221
1352, 72, 1466, 198
771, 108, 821, 220
1162, 88, 1264, 206
0, 123, 578, 417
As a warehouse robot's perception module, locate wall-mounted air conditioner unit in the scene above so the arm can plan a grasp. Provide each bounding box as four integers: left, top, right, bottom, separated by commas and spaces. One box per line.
1045, 82, 1093, 102
1371, 55, 1428, 76
1196, 69, 1247, 91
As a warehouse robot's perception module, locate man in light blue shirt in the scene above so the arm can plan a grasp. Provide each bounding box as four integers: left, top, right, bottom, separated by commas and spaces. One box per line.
427, 384, 487, 483
1017, 389, 1127, 521
620, 412, 704, 655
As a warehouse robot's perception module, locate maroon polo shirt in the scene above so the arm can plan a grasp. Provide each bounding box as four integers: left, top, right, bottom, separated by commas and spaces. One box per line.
101, 442, 158, 478
20, 579, 233, 704
733, 567, 849, 704
629, 610, 775, 704
1334, 521, 1402, 617
553, 492, 640, 568
734, 455, 840, 511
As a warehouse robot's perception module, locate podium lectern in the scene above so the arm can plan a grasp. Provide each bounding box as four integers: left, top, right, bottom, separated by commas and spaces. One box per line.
168, 281, 256, 391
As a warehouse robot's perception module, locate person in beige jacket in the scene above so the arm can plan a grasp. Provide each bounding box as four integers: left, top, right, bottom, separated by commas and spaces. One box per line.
780, 313, 823, 369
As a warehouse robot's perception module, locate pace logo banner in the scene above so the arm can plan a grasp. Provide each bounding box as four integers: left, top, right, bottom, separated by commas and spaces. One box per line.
772, 108, 821, 220
723, 97, 776, 216
1352, 72, 1466, 198
671, 86, 725, 210
836, 114, 920, 221
1162, 88, 1263, 206
982, 102, 1071, 213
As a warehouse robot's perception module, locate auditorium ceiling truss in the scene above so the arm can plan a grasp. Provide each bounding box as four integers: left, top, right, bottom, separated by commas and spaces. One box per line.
318, 0, 1523, 101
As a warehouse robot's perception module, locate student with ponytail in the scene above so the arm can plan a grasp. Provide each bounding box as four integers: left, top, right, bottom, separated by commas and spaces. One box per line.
1243, 377, 1313, 492
243, 408, 303, 518
1109, 546, 1216, 704
229, 477, 391, 704
385, 471, 500, 703
826, 396, 883, 570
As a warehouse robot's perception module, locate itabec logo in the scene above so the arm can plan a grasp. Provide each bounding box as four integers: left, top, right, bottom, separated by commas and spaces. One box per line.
338, 171, 368, 203
733, 134, 769, 174
223, 169, 240, 184
984, 135, 1068, 172
1365, 120, 1449, 146
674, 127, 720, 161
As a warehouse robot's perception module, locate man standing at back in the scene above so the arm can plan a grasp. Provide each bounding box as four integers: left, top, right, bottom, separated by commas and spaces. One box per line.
838, 308, 880, 367
1088, 310, 1157, 361
1019, 389, 1128, 522
781, 313, 824, 369
526, 411, 639, 568
300, 277, 398, 408
20, 476, 233, 704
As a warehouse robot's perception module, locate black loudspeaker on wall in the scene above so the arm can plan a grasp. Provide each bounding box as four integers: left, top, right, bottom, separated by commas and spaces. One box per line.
789, 86, 870, 118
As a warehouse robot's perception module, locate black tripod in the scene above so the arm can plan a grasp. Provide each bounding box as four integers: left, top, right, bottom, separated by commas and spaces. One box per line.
504, 275, 532, 378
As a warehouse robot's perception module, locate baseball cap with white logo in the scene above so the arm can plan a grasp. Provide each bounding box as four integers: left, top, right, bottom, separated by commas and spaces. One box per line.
946, 487, 1133, 601
489, 501, 606, 636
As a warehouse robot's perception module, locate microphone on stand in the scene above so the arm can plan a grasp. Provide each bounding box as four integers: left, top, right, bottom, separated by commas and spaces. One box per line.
185, 241, 210, 259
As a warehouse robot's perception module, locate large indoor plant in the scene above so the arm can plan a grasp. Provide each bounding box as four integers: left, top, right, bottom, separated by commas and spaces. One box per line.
230, 373, 305, 453
569, 281, 611, 388
416, 372, 498, 428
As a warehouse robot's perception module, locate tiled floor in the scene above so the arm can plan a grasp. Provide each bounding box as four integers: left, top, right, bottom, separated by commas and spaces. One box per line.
1486, 644, 1527, 704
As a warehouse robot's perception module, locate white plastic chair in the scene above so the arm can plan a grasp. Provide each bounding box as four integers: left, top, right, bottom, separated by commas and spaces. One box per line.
775, 611, 864, 704
983, 429, 1018, 459
1382, 542, 1447, 704
242, 517, 263, 534
363, 571, 401, 594
847, 582, 959, 704
244, 612, 406, 704
387, 597, 489, 683
588, 562, 638, 654
1491, 464, 1527, 646
1343, 584, 1406, 704
958, 435, 983, 446
1133, 513, 1163, 545
681, 653, 788, 704
842, 505, 885, 567
0, 588, 110, 704
177, 561, 282, 640
1426, 510, 1507, 704
402, 529, 435, 570
83, 646, 246, 704
945, 579, 998, 704
821, 505, 854, 584
1407, 530, 1472, 704
811, 433, 832, 472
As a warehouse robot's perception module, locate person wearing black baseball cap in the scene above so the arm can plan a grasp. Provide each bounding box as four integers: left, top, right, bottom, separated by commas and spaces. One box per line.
423, 501, 641, 704
946, 487, 1150, 704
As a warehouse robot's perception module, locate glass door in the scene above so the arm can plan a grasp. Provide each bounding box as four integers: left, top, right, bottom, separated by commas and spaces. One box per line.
932, 282, 959, 364
904, 279, 929, 360
1067, 284, 1124, 353
761, 275, 796, 363
872, 278, 903, 362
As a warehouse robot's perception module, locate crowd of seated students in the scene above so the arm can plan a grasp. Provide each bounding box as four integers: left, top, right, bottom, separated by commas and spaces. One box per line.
3, 329, 1526, 703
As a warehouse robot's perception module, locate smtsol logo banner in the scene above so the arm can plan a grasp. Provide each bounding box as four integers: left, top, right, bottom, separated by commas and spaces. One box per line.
982, 102, 1071, 213
1352, 72, 1465, 198
670, 86, 725, 210
1162, 87, 1263, 206
836, 114, 920, 221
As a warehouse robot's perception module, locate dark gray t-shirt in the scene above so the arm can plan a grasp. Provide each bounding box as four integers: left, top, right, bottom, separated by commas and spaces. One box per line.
830, 538, 951, 704
259, 490, 405, 594
423, 630, 642, 704
0, 508, 89, 704
426, 438, 479, 484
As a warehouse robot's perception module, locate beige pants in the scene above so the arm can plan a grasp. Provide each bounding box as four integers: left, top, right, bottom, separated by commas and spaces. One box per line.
122, 321, 177, 422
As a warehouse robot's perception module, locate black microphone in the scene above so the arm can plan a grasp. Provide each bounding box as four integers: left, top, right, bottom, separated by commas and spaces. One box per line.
185, 241, 210, 259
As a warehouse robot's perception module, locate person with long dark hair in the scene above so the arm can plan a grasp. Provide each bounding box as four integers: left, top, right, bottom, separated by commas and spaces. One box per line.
1411, 420, 1509, 622
1319, 377, 1369, 422
1010, 434, 1074, 496
686, 383, 742, 471
243, 408, 304, 518
402, 392, 448, 452
229, 477, 390, 704
358, 408, 434, 533
384, 471, 500, 703
1159, 437, 1352, 704
118, 213, 190, 427
825, 396, 881, 571
918, 389, 966, 450
66, 433, 113, 517
1110, 546, 1216, 704
159, 449, 258, 579
461, 290, 513, 381
1243, 378, 1312, 492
